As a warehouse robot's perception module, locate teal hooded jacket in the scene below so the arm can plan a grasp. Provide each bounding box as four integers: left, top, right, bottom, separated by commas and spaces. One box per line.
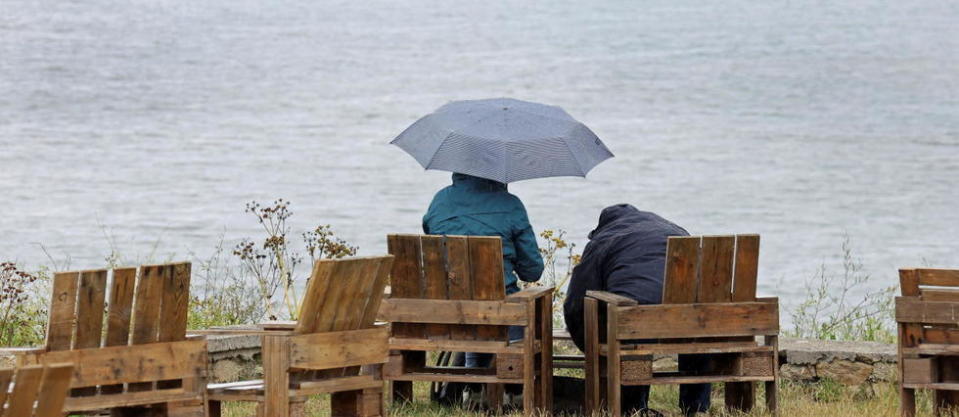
423, 173, 544, 294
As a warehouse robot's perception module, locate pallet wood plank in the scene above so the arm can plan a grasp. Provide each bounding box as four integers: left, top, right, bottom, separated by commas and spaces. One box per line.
101, 267, 137, 395
698, 236, 735, 303
663, 236, 701, 304
446, 236, 476, 340
263, 335, 291, 417
896, 297, 959, 325
47, 271, 80, 351
130, 264, 164, 393
360, 257, 393, 328
617, 302, 780, 339
0, 369, 12, 411
917, 269, 959, 288
421, 235, 451, 339
35, 364, 74, 417
922, 289, 959, 302
469, 236, 507, 340
288, 327, 389, 370
379, 299, 527, 325
732, 234, 760, 302
73, 269, 108, 396
295, 259, 336, 334
159, 263, 191, 342
7, 365, 44, 416
387, 235, 425, 339
36, 339, 208, 387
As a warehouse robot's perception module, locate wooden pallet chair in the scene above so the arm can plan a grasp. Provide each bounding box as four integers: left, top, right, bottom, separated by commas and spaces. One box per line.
0, 363, 73, 417
379, 234, 553, 416
584, 234, 780, 417
11, 262, 207, 416
897, 268, 959, 417
206, 255, 394, 417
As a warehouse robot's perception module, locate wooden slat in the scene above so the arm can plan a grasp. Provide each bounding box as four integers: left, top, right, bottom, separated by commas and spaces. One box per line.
732, 234, 760, 302
350, 257, 388, 330
304, 259, 355, 334
263, 335, 290, 417
288, 327, 389, 370
923, 328, 959, 344
616, 302, 780, 339
379, 299, 527, 325
159, 263, 191, 342
622, 374, 774, 386
35, 364, 74, 417
46, 272, 79, 351
295, 375, 381, 395
0, 369, 12, 411
388, 338, 522, 354
295, 259, 336, 334
63, 388, 197, 412
73, 269, 107, 396
422, 235, 451, 339
900, 269, 921, 296
917, 269, 959, 288
469, 236, 507, 340
663, 236, 700, 304
360, 257, 393, 328
130, 264, 163, 392
698, 236, 735, 303
586, 290, 637, 306
101, 267, 137, 395
328, 258, 370, 332
896, 297, 959, 324
105, 267, 136, 346
7, 365, 44, 416
387, 235, 425, 339
36, 339, 208, 387
922, 289, 959, 302
446, 236, 476, 340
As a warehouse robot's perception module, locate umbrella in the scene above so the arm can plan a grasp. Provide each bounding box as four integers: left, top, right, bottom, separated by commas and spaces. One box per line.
390, 98, 614, 183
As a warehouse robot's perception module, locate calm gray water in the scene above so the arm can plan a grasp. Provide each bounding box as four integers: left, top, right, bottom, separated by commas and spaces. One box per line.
2, 0, 958, 305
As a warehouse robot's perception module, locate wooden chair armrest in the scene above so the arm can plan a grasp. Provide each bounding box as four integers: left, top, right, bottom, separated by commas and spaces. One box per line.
586, 290, 637, 306
189, 328, 293, 336
756, 297, 779, 304
507, 286, 554, 301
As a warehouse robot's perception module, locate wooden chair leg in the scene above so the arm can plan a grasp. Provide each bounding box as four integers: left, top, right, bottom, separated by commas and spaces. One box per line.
263, 335, 291, 417
606, 304, 622, 417
486, 383, 504, 414
584, 298, 600, 415
523, 317, 536, 416
900, 387, 916, 417
765, 380, 778, 416
208, 400, 222, 417
334, 388, 383, 417
725, 381, 756, 412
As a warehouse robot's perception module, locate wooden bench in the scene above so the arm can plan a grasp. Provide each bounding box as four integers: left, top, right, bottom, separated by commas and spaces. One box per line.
897, 268, 959, 417
0, 364, 73, 417
13, 262, 207, 416
207, 255, 393, 417
585, 234, 779, 416
379, 234, 553, 416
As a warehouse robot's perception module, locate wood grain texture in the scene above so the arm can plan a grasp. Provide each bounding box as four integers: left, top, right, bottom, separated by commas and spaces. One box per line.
616, 302, 780, 339
917, 269, 959, 288
446, 236, 477, 340
6, 365, 44, 417
35, 364, 74, 417
698, 236, 735, 303
378, 299, 527, 325
47, 271, 80, 351
0, 369, 12, 413
663, 236, 700, 304
732, 234, 760, 302
469, 236, 507, 340
387, 235, 425, 339
421, 236, 450, 339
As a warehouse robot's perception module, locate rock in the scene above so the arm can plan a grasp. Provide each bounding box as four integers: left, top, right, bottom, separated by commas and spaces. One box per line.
780, 364, 816, 381
869, 362, 897, 382
815, 360, 874, 386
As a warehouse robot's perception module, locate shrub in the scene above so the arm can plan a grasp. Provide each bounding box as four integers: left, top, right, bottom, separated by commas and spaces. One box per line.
0, 262, 50, 347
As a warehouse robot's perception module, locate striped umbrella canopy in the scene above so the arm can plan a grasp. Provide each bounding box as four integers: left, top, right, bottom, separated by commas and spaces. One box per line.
390, 98, 614, 183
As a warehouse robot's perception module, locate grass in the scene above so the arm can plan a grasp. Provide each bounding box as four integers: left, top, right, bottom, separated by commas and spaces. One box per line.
216, 380, 958, 416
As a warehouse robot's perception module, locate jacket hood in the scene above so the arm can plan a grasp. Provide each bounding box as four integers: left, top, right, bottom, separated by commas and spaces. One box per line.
588, 203, 681, 239
452, 173, 507, 192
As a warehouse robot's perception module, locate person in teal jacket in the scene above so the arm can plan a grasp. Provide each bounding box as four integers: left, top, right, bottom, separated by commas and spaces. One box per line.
423, 173, 545, 295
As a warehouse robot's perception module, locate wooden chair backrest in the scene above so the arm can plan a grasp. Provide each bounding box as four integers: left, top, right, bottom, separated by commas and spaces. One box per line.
386, 234, 507, 340
663, 235, 760, 304
899, 268, 959, 301
46, 262, 191, 353
0, 364, 73, 417
295, 256, 394, 335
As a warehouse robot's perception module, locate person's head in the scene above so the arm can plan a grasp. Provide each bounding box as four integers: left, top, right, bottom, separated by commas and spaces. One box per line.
452, 172, 507, 190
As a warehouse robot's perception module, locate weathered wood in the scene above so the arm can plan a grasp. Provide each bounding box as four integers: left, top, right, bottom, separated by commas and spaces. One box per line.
616, 301, 780, 339
387, 235, 425, 339
585, 297, 600, 414
0, 369, 12, 410
64, 388, 199, 412
621, 355, 653, 383
263, 335, 291, 417
732, 234, 760, 302
379, 298, 527, 325
663, 236, 700, 303
289, 327, 389, 370
699, 236, 735, 303
917, 269, 959, 288
446, 236, 476, 340
903, 358, 938, 384
421, 235, 450, 339
159, 263, 191, 342
6, 365, 44, 417
35, 363, 74, 417
37, 339, 207, 387
896, 297, 959, 324
922, 289, 959, 302
387, 338, 522, 354
73, 269, 108, 396
105, 267, 137, 347
586, 290, 637, 306
606, 302, 622, 417
469, 236, 507, 340
47, 271, 80, 351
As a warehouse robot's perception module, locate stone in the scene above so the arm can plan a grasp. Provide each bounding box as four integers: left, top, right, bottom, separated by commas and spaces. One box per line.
780, 364, 816, 381
815, 360, 874, 386
870, 362, 897, 383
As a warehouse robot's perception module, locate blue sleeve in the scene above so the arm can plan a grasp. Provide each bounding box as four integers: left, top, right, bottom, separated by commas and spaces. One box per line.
511, 201, 544, 282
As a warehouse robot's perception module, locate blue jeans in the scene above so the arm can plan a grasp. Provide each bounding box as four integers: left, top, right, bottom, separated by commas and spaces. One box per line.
621, 354, 712, 415
465, 326, 525, 368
